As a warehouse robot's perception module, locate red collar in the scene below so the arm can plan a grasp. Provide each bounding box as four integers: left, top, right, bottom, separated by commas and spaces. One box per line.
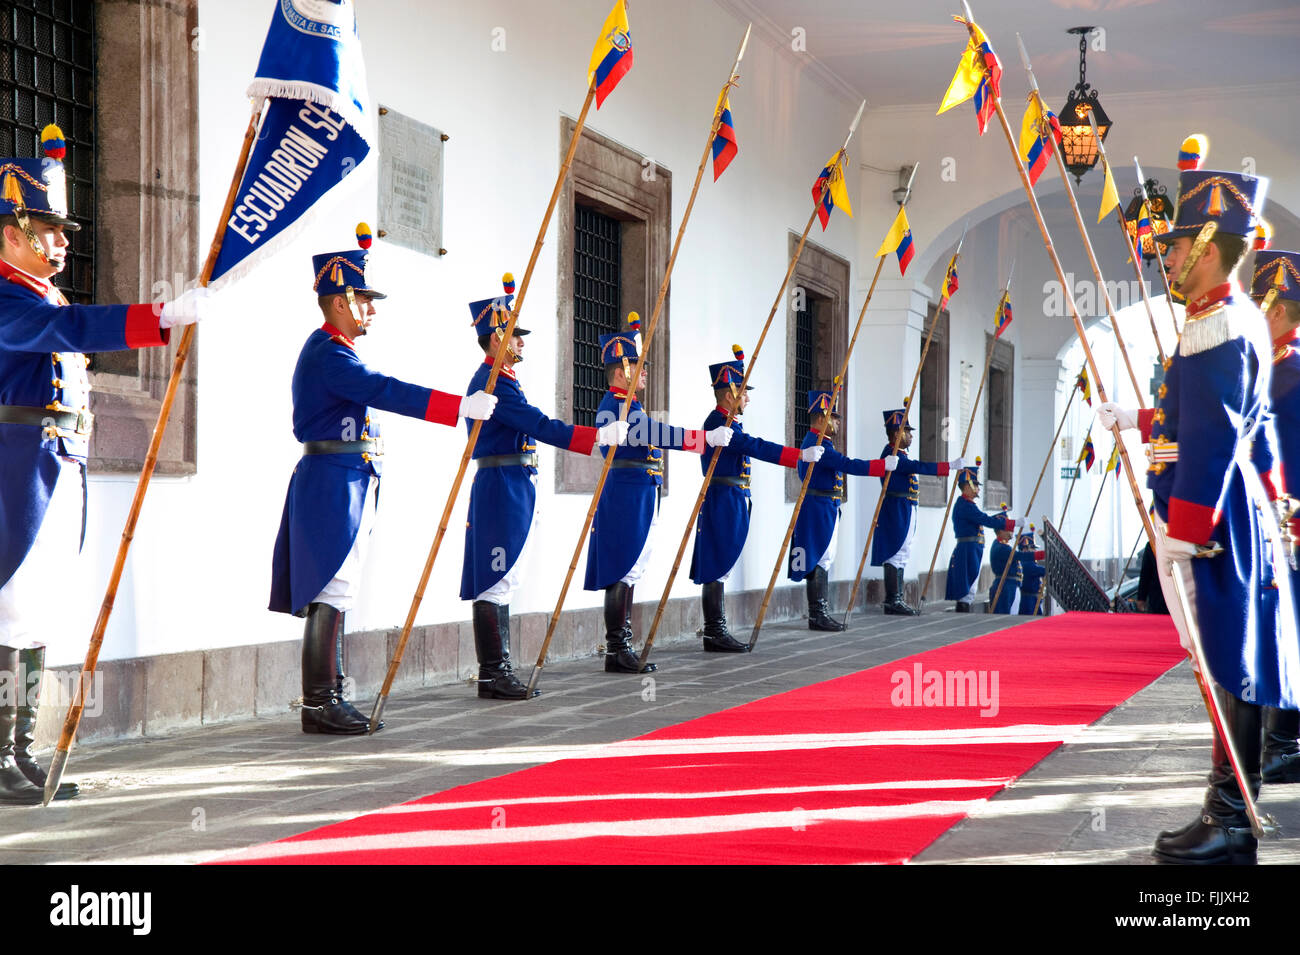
0, 255, 54, 298
1273, 328, 1300, 349
483, 355, 517, 380
1185, 282, 1233, 319
321, 322, 356, 351
715, 405, 743, 418
608, 386, 638, 400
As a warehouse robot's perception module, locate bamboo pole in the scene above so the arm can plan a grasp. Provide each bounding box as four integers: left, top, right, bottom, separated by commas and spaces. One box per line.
44, 102, 266, 804
748, 254, 889, 650
368, 84, 598, 731
918, 281, 1008, 604
526, 32, 751, 694
636, 99, 868, 668
959, 3, 1273, 837
841, 218, 966, 626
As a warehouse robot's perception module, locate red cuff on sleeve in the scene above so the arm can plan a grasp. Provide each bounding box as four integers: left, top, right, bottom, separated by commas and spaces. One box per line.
124, 304, 169, 348
568, 425, 598, 455
936, 462, 951, 476
425, 390, 462, 426
685, 429, 706, 454
1137, 408, 1156, 443
1034, 550, 1046, 561
1261, 468, 1282, 502
778, 446, 799, 469
869, 459, 886, 477
1003, 519, 1015, 532
1167, 496, 1217, 545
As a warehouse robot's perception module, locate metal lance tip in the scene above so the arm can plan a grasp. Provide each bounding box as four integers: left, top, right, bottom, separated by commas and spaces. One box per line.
43, 749, 69, 807
368, 696, 387, 735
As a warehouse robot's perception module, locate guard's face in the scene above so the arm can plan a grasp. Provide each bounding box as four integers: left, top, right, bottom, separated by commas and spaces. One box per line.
961, 481, 979, 500
350, 293, 376, 337
894, 428, 914, 450
2, 219, 67, 278
1162, 236, 1209, 294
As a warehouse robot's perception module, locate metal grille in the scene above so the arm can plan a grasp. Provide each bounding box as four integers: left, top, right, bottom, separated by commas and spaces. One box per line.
0, 0, 96, 304
1042, 518, 1109, 612
572, 204, 621, 427
793, 296, 814, 436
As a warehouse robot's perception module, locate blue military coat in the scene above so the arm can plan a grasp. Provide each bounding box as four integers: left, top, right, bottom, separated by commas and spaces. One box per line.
0, 260, 168, 589
943, 497, 1014, 600
269, 323, 462, 616
1017, 549, 1046, 615
584, 388, 703, 591
787, 430, 885, 582
870, 446, 947, 566
460, 358, 596, 599
989, 539, 1021, 614
689, 407, 796, 585
1272, 330, 1300, 620
1140, 284, 1297, 707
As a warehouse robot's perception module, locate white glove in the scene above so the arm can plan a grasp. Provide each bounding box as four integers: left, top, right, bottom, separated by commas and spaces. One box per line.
884, 455, 899, 472
800, 445, 825, 463
948, 456, 968, 472
705, 426, 733, 448
1014, 517, 1027, 531
1096, 402, 1138, 432
1160, 535, 1200, 574
159, 286, 214, 329
459, 391, 497, 421
597, 420, 629, 447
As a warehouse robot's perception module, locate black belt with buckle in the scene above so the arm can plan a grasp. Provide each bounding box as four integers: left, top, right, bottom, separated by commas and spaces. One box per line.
610, 459, 658, 471
0, 404, 91, 435
886, 490, 914, 500
956, 535, 982, 543
302, 438, 384, 456
714, 476, 749, 488
476, 453, 538, 469
808, 489, 842, 501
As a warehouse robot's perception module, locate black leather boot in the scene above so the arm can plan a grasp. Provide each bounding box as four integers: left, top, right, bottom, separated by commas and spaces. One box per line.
331, 617, 381, 730
0, 646, 43, 805
1153, 690, 1261, 865
701, 581, 749, 652
13, 647, 77, 799
604, 582, 656, 673
954, 601, 972, 613
807, 566, 845, 631
1262, 707, 1300, 783
882, 565, 920, 616
472, 601, 538, 699
300, 603, 370, 735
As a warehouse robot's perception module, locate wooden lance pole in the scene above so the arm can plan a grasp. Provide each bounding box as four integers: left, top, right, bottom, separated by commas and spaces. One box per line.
955, 1, 1273, 838
44, 101, 266, 803
918, 265, 1013, 604
1015, 35, 1148, 408
637, 98, 868, 668
526, 30, 752, 695
1059, 426, 1092, 527
841, 216, 967, 626
1076, 447, 1115, 554
369, 73, 605, 730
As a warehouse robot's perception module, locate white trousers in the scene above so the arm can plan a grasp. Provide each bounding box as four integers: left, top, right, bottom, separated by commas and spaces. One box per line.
621, 498, 660, 586
0, 457, 83, 657
885, 509, 917, 570
817, 513, 840, 572
1152, 514, 1199, 668
476, 475, 541, 605
313, 476, 379, 613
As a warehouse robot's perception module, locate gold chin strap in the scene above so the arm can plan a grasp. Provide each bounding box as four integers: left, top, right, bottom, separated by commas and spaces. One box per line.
344, 286, 369, 332
494, 322, 522, 364
1260, 287, 1280, 315
1175, 221, 1218, 290
11, 207, 50, 265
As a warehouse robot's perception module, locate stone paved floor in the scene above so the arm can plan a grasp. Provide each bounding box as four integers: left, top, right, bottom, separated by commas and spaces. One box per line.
3, 608, 1298, 866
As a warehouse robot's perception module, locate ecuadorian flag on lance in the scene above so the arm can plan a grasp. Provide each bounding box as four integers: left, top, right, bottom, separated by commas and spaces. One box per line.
812, 150, 852, 230
712, 92, 738, 180
1078, 435, 1095, 472
993, 290, 1013, 338
1108, 443, 1122, 477
1076, 367, 1092, 406
938, 17, 1001, 136
588, 0, 633, 109
876, 206, 914, 276
1019, 96, 1061, 187
939, 253, 959, 310
208, 0, 373, 288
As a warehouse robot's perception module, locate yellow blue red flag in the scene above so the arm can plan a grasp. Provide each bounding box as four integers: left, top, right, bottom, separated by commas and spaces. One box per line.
993, 289, 1013, 338
876, 206, 915, 276
939, 253, 959, 310
1019, 95, 1061, 187
712, 92, 738, 180
588, 0, 633, 109
1078, 435, 1095, 472
1075, 367, 1092, 406
812, 150, 852, 230
938, 17, 1001, 136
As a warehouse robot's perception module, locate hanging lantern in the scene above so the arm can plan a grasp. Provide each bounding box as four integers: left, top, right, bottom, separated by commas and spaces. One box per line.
1123, 177, 1174, 266
1057, 26, 1112, 185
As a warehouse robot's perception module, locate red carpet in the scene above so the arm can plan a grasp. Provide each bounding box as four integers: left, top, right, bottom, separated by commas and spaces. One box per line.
217, 613, 1183, 864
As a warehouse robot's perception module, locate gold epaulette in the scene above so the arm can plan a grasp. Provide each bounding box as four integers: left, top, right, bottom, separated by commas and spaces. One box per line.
1179, 303, 1252, 357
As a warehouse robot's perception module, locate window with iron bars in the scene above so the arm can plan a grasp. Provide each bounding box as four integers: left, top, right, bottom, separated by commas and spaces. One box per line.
572, 203, 622, 428
0, 0, 95, 305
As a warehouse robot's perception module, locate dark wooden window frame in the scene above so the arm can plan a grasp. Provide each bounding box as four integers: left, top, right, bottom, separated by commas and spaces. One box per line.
984, 333, 1014, 507
785, 236, 849, 502
554, 117, 671, 495
917, 305, 950, 507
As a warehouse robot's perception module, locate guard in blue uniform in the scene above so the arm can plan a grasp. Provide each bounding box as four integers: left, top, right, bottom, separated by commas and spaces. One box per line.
460, 280, 624, 698
787, 390, 895, 631
584, 325, 733, 672
988, 520, 1021, 615
1100, 147, 1292, 863
870, 403, 964, 615
689, 347, 814, 652
269, 226, 498, 734
1251, 245, 1300, 783
943, 459, 1019, 612
0, 127, 212, 804
1015, 526, 1047, 615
